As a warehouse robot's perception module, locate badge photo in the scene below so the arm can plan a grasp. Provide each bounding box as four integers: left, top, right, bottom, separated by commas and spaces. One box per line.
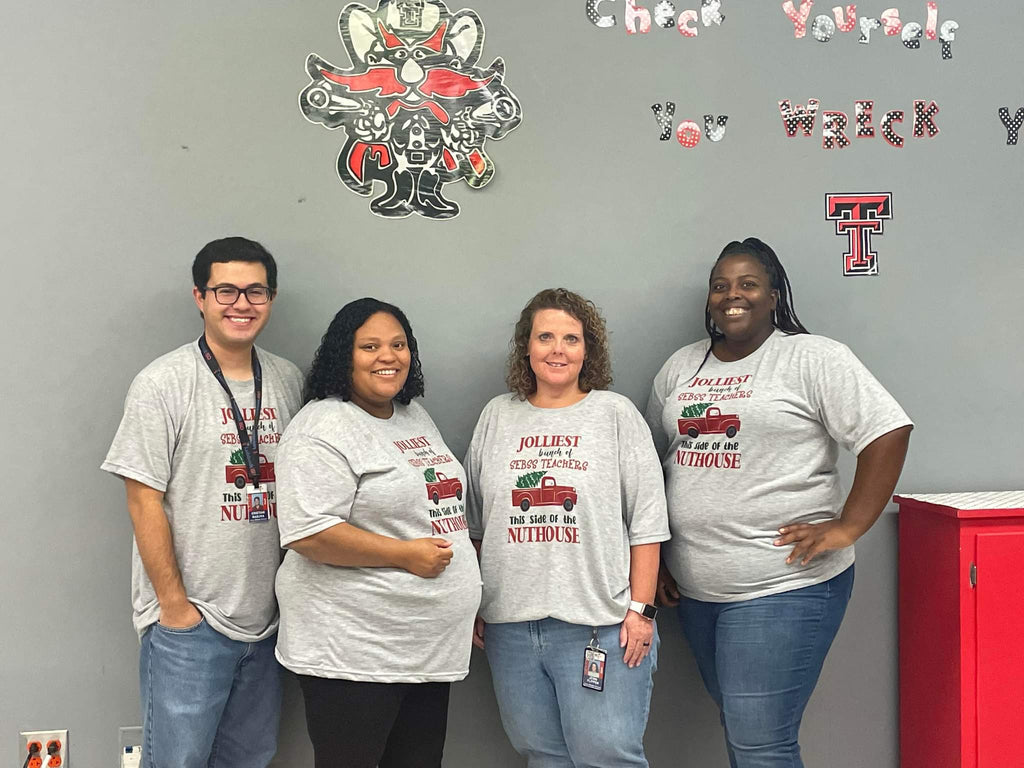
582, 646, 607, 692
248, 488, 270, 523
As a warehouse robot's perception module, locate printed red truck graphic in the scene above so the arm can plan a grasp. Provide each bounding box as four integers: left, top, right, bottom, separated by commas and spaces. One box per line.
677, 407, 741, 438
225, 454, 276, 488
426, 472, 463, 504
511, 476, 578, 512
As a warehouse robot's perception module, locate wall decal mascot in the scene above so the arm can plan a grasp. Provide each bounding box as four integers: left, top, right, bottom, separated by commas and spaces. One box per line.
300, 0, 522, 220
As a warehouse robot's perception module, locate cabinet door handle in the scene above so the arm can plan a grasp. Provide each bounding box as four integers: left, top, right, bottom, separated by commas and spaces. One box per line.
969, 562, 977, 588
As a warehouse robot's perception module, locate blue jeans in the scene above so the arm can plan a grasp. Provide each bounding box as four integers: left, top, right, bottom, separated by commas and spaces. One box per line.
485, 618, 658, 768
678, 566, 854, 768
139, 618, 281, 768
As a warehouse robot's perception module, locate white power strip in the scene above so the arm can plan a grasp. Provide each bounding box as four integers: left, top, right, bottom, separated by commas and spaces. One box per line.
121, 745, 142, 768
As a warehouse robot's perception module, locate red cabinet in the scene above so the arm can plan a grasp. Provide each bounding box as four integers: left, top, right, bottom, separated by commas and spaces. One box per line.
896, 492, 1024, 768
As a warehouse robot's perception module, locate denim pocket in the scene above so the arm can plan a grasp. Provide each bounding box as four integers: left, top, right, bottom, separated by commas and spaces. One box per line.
155, 616, 206, 635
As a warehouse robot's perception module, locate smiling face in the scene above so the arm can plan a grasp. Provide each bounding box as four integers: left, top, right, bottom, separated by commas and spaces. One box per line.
349, 311, 412, 418
527, 309, 586, 398
708, 253, 779, 347
192, 261, 274, 353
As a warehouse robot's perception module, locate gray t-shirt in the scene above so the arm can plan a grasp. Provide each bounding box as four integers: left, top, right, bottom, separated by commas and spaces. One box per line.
274, 399, 481, 683
464, 390, 669, 626
646, 331, 913, 602
101, 340, 304, 640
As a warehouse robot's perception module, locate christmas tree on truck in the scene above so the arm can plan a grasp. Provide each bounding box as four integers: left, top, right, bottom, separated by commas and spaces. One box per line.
515, 471, 547, 488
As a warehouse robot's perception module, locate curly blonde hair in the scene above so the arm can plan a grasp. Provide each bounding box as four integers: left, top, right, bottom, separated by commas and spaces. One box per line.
506, 288, 613, 399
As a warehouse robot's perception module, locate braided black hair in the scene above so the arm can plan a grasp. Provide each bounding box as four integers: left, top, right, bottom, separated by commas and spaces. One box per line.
306, 298, 425, 404
690, 237, 810, 379
705, 238, 808, 340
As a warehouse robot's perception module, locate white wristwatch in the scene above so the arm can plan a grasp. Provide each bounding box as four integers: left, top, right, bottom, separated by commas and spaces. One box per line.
629, 600, 658, 620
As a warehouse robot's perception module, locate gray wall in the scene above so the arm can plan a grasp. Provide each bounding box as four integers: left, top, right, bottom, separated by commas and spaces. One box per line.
2, 1, 1021, 766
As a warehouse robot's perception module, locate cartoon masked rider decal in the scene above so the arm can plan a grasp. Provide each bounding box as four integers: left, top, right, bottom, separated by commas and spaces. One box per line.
300, 0, 522, 220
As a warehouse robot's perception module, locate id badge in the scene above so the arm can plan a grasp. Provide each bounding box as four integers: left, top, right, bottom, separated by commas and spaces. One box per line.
582, 645, 607, 692
247, 487, 269, 523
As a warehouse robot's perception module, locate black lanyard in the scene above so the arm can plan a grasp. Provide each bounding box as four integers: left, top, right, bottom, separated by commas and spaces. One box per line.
198, 335, 263, 489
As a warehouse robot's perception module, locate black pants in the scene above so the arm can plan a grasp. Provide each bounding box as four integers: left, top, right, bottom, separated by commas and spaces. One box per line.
297, 675, 451, 768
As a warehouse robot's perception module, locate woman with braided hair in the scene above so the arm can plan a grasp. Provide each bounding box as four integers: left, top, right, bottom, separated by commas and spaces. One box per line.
646, 238, 913, 767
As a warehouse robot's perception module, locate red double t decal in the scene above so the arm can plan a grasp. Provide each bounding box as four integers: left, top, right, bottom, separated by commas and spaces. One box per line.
825, 193, 893, 276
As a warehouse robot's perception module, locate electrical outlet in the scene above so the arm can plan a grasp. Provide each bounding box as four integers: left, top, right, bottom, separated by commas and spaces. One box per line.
118, 726, 142, 768
20, 730, 67, 768
117, 729, 142, 768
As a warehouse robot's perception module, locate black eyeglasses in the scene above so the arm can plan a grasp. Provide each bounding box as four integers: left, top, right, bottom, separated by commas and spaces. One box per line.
204, 284, 273, 305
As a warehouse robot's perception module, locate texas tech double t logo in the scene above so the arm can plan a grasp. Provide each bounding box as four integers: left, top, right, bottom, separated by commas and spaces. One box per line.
825, 193, 893, 276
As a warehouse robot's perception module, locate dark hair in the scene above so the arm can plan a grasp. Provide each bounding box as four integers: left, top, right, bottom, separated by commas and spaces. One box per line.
192, 237, 278, 293
690, 238, 810, 378
506, 288, 612, 399
306, 298, 425, 404
706, 237, 808, 340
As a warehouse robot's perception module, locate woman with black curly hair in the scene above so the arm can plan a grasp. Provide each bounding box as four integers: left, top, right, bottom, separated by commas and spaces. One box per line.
273, 298, 481, 768
464, 288, 669, 767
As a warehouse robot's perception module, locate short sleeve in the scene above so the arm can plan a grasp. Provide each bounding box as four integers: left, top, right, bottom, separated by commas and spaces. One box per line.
275, 432, 358, 547
812, 344, 914, 456
100, 374, 176, 492
276, 358, 305, 415
617, 404, 670, 546
463, 408, 489, 541
644, 374, 668, 458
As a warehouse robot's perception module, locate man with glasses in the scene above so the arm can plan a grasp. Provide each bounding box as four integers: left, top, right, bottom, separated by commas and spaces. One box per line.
102, 237, 304, 768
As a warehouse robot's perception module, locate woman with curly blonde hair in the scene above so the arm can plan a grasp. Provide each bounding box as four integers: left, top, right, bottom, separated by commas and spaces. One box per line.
464, 288, 670, 767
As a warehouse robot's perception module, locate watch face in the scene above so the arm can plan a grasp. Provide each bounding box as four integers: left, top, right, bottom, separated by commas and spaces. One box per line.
642, 604, 658, 619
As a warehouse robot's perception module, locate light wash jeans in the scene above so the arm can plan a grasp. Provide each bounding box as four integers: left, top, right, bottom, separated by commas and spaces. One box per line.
484, 618, 658, 768
139, 618, 281, 768
678, 565, 855, 768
